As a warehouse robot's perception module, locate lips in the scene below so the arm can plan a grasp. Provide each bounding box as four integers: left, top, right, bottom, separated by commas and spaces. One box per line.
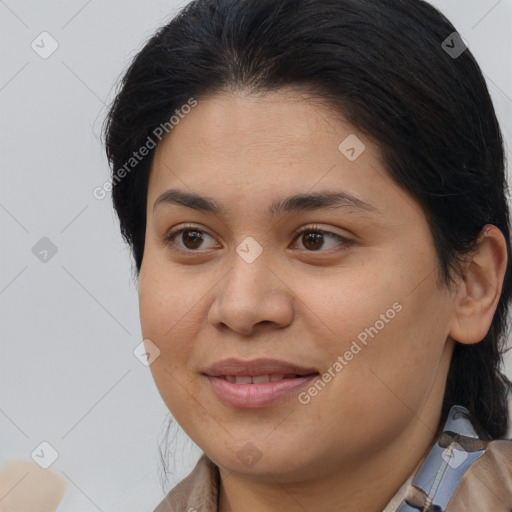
223, 374, 300, 384
203, 358, 319, 408
203, 357, 318, 378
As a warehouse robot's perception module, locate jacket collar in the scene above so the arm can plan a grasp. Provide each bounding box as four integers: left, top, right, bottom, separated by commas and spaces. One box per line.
154, 405, 512, 511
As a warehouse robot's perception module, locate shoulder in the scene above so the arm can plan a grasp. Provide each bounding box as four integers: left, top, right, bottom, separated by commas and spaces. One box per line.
395, 406, 512, 511
447, 439, 512, 511
153, 454, 219, 512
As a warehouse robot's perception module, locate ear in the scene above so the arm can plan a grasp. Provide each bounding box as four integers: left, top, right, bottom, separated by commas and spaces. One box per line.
449, 224, 508, 344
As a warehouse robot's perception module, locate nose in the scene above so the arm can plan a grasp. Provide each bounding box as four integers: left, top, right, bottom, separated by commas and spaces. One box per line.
207, 251, 295, 337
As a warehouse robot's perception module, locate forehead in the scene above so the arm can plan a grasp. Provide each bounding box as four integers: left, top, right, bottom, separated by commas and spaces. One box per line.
146, 90, 407, 224
153, 88, 362, 161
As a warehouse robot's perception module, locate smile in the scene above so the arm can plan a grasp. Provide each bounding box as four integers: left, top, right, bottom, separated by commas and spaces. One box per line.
205, 373, 318, 408
221, 373, 303, 384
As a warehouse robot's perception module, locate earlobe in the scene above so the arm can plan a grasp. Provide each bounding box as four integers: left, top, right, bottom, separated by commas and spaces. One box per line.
449, 225, 508, 345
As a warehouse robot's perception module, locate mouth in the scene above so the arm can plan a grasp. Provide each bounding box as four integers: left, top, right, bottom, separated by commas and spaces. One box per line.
203, 357, 318, 378
202, 358, 319, 408
217, 373, 315, 384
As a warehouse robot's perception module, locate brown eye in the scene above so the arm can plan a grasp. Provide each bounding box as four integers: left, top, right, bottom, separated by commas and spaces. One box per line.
301, 232, 325, 250
179, 229, 205, 250
165, 225, 217, 252
293, 225, 351, 252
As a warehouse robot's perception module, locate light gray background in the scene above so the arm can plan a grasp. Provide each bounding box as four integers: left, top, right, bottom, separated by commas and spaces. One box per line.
1, 1, 511, 510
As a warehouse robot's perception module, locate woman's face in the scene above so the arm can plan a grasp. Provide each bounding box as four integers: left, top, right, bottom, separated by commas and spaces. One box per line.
139, 89, 457, 480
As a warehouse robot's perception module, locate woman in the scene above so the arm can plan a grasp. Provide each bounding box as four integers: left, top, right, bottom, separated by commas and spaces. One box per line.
103, 0, 512, 510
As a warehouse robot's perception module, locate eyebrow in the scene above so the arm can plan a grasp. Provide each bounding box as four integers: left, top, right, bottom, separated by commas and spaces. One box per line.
153, 188, 380, 217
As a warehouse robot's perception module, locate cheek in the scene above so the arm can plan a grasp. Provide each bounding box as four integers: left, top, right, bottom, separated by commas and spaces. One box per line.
303, 265, 401, 351
139, 256, 204, 339
138, 263, 202, 420
310, 257, 450, 399
325, 286, 450, 424
138, 261, 199, 373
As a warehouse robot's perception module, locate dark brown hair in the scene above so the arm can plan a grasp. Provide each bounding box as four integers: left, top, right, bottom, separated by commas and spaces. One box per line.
104, 0, 512, 439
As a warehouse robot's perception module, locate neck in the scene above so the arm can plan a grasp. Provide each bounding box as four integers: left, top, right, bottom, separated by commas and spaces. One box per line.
218, 416, 437, 512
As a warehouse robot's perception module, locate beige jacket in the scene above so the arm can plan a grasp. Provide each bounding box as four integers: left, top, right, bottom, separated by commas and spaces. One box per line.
154, 407, 512, 511
154, 443, 512, 511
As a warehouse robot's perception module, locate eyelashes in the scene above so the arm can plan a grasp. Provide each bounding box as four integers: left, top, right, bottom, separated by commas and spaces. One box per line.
292, 224, 351, 252
164, 223, 352, 254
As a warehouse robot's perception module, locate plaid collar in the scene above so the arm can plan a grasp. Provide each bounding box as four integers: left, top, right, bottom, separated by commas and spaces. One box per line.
154, 405, 512, 512
393, 405, 490, 511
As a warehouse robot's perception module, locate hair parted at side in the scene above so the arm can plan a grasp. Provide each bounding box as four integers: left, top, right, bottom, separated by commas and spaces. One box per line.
103, 0, 512, 439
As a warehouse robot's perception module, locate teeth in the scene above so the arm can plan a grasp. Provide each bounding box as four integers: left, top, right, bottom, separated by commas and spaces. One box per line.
234, 376, 252, 384
223, 373, 294, 384
252, 374, 271, 384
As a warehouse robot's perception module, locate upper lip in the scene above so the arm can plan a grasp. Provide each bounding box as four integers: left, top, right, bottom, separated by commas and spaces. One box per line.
203, 358, 318, 377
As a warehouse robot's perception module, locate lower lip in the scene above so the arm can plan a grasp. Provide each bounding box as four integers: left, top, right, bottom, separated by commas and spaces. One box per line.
205, 375, 318, 408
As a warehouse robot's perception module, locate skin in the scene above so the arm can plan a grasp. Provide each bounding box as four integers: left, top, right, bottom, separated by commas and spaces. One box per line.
138, 88, 507, 512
